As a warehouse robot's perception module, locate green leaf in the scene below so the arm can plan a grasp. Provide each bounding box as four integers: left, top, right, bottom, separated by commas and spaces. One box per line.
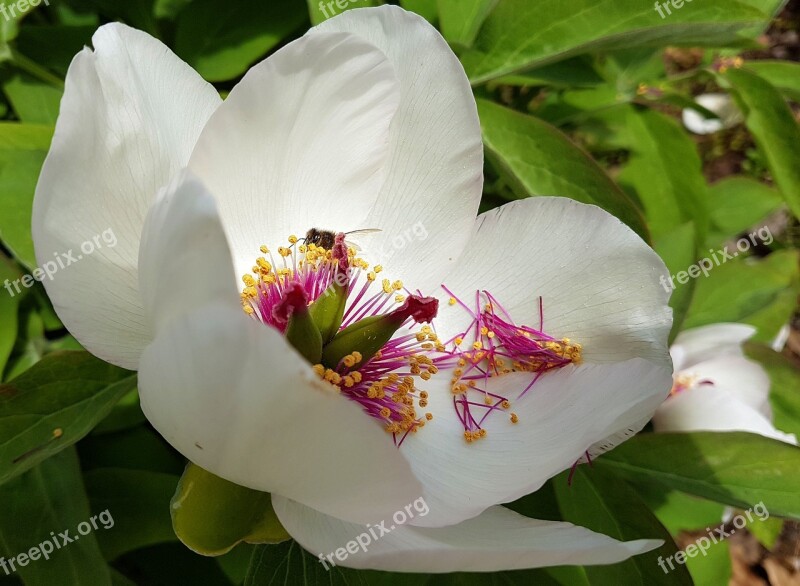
0, 255, 25, 377
619, 107, 709, 241
683, 249, 800, 344
0, 448, 111, 585
493, 57, 604, 88
554, 467, 691, 585
171, 463, 290, 556
477, 99, 649, 241
245, 540, 429, 586
461, 0, 769, 84
707, 177, 783, 246
399, 0, 437, 23
723, 67, 800, 218
631, 480, 725, 536
0, 122, 53, 268
0, 350, 135, 484
686, 539, 731, 586
654, 222, 698, 343
437, 0, 497, 49
746, 343, 800, 439
599, 431, 800, 519
175, 0, 308, 82
745, 60, 800, 102
84, 468, 180, 560
2, 74, 62, 124
306, 0, 381, 26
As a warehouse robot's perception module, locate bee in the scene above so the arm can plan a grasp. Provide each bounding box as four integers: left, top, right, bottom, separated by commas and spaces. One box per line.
303, 228, 381, 250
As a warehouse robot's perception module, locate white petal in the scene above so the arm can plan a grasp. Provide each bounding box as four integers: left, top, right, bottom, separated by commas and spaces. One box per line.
400, 359, 672, 527
436, 197, 673, 366
139, 301, 424, 525
138, 170, 238, 333
671, 323, 755, 371
32, 23, 221, 370
313, 6, 483, 293
682, 93, 742, 135
653, 387, 797, 445
680, 356, 771, 418
273, 497, 661, 572
187, 31, 401, 280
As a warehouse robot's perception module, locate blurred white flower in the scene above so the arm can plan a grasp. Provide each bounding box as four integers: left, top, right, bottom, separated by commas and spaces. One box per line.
653, 323, 796, 444
682, 93, 743, 135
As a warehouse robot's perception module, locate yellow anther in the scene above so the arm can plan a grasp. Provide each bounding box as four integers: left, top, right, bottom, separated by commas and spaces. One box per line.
454, 337, 463, 346
448, 297, 456, 306
288, 235, 298, 244
260, 245, 269, 254
510, 413, 519, 424
425, 413, 433, 421
313, 364, 325, 376
392, 280, 403, 291
278, 246, 292, 257
367, 271, 376, 282
382, 279, 392, 294
374, 265, 383, 273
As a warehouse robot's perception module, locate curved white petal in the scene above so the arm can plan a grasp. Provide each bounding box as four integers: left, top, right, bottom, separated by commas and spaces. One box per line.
273, 497, 661, 572
313, 6, 483, 293
679, 356, 771, 418
187, 31, 401, 280
436, 198, 673, 366
138, 170, 238, 332
32, 23, 221, 370
653, 387, 797, 445
670, 323, 755, 371
400, 359, 672, 527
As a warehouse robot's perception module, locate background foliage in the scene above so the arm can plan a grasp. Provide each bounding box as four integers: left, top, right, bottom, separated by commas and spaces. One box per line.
0, 0, 798, 584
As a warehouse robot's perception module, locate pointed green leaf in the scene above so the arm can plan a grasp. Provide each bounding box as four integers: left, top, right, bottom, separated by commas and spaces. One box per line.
723, 67, 800, 218
555, 467, 691, 585
0, 350, 135, 484
477, 99, 649, 241
599, 431, 800, 519
462, 0, 770, 84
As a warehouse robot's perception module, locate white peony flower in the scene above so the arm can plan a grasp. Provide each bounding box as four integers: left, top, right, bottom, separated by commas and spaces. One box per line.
653, 323, 796, 445
32, 6, 674, 572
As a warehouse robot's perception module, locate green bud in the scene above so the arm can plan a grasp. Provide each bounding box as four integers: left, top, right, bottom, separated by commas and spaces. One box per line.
321, 295, 438, 368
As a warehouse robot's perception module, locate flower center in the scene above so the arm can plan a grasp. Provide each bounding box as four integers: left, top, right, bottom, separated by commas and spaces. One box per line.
240, 234, 442, 445
439, 288, 583, 442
